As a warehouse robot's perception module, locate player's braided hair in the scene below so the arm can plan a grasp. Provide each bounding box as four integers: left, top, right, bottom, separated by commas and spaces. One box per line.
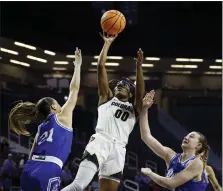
8, 97, 55, 136
195, 132, 210, 168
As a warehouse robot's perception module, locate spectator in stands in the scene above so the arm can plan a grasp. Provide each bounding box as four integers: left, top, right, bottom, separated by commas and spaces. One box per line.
0, 138, 9, 159
19, 154, 25, 173
1, 176, 11, 191
2, 154, 16, 177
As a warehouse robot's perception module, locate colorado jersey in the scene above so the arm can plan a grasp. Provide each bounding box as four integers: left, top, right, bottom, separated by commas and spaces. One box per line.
95, 97, 136, 144
165, 153, 208, 191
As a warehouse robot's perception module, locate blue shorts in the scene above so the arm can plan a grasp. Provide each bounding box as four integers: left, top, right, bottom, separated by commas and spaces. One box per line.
20, 160, 62, 191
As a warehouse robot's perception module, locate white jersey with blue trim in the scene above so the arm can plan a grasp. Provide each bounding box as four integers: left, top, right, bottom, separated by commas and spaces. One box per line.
95, 97, 136, 145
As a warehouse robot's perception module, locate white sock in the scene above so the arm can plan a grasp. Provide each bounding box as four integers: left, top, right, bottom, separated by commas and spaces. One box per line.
61, 159, 98, 191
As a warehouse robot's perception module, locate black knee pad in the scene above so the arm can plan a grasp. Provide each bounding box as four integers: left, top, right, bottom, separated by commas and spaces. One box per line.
81, 150, 99, 169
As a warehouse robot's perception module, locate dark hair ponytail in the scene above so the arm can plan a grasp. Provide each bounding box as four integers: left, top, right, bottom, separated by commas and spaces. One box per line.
8, 102, 37, 136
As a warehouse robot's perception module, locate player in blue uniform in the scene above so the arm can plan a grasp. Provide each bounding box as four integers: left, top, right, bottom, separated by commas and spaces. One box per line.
8, 48, 82, 191
139, 91, 211, 191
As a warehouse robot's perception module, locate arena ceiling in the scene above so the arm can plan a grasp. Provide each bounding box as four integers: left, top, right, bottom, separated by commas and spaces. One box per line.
1, 1, 222, 58
0, 36, 222, 76
0, 1, 222, 76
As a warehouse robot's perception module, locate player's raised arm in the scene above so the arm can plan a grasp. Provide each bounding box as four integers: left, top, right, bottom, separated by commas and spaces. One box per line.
140, 91, 175, 163
206, 165, 222, 191
57, 48, 82, 127
134, 48, 145, 115
97, 32, 117, 105
141, 158, 203, 189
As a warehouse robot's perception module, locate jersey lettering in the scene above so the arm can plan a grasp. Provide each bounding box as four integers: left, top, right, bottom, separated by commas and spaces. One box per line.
111, 102, 134, 113
114, 109, 130, 122
38, 128, 54, 145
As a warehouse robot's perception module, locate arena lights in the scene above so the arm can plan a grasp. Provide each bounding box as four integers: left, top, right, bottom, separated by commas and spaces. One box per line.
91, 62, 119, 66
176, 58, 190, 62
10, 59, 30, 67
167, 71, 192, 74
66, 55, 75, 58
215, 59, 222, 63
54, 61, 69, 65
14, 41, 36, 50
129, 76, 150, 80
27, 55, 47, 63
145, 57, 160, 61
142, 63, 154, 67
189, 58, 203, 62
52, 67, 67, 70
171, 65, 198, 69
204, 71, 222, 75
93, 56, 123, 60
209, 65, 222, 69
44, 50, 56, 56
0, 47, 18, 55
44, 73, 72, 78
175, 58, 203, 62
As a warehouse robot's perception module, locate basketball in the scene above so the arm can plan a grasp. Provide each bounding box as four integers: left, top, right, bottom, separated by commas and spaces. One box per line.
101, 10, 126, 35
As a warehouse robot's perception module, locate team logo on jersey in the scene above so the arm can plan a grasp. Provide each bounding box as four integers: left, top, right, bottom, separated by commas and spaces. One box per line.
111, 102, 134, 113
48, 177, 60, 191
52, 184, 59, 191
33, 155, 46, 160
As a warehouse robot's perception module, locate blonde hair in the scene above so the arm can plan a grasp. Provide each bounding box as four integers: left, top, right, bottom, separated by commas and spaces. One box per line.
8, 97, 56, 136
195, 132, 210, 168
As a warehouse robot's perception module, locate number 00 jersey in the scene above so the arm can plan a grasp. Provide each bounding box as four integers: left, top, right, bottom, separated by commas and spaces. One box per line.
95, 97, 136, 144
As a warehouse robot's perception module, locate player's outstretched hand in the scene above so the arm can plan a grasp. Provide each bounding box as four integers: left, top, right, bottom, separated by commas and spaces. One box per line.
141, 168, 152, 176
142, 90, 155, 110
74, 47, 82, 66
134, 48, 144, 66
100, 31, 118, 45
